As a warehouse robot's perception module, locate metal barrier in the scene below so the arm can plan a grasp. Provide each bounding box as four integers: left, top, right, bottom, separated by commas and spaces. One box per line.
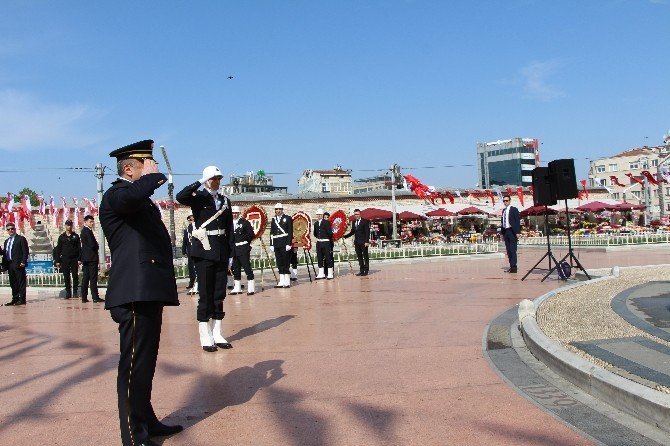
0, 242, 499, 286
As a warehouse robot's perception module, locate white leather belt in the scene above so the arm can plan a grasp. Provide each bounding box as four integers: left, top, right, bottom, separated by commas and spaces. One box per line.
316, 238, 330, 242
235, 241, 248, 246
271, 234, 288, 239
206, 229, 226, 236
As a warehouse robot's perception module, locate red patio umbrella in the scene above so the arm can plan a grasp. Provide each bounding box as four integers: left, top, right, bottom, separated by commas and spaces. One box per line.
614, 202, 645, 211
576, 201, 620, 212
426, 208, 456, 217
357, 208, 394, 220
520, 205, 559, 217
457, 206, 489, 216
398, 211, 426, 220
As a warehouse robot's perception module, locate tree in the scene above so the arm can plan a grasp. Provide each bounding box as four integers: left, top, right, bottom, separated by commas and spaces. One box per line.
17, 187, 40, 206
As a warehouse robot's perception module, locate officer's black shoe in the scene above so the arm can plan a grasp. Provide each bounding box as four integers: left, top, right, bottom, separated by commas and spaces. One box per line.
149, 422, 184, 436
92, 297, 105, 303
216, 342, 233, 349
247, 292, 254, 296
274, 284, 283, 288
202, 345, 218, 352
64, 296, 72, 299
290, 278, 297, 281
5, 301, 17, 306
508, 267, 518, 273
355, 272, 363, 276
15, 300, 26, 305
361, 271, 368, 276
137, 440, 160, 446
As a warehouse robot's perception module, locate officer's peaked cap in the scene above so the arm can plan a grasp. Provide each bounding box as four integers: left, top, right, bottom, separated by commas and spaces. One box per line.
202, 165, 223, 180
109, 140, 155, 161
274, 203, 283, 209
231, 205, 241, 213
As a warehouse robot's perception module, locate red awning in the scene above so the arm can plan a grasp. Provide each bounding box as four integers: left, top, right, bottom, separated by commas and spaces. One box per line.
425, 208, 456, 217
520, 205, 559, 217
576, 201, 620, 212
398, 211, 426, 220
614, 202, 645, 211
357, 208, 394, 220
456, 206, 489, 216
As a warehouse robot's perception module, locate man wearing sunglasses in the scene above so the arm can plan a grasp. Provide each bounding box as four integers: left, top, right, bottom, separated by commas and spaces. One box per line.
501, 196, 520, 273
1, 223, 29, 305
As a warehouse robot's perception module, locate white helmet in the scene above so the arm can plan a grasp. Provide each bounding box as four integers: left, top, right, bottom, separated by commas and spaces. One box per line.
202, 165, 223, 181
274, 203, 283, 209
316, 208, 324, 215
231, 205, 240, 213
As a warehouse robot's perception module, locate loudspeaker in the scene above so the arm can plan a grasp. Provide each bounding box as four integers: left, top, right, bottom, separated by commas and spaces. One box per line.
549, 159, 578, 200
531, 167, 556, 206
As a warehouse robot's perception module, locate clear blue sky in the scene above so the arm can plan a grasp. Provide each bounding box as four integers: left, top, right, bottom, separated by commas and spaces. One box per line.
1, 0, 668, 198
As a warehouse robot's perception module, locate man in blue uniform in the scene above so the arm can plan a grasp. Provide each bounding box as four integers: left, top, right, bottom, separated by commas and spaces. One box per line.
176, 166, 234, 352
99, 140, 182, 446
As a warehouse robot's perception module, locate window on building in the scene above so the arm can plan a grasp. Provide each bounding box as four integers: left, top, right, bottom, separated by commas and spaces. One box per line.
596, 165, 605, 173
652, 159, 659, 167
322, 183, 329, 193
612, 193, 620, 199
631, 191, 641, 199
609, 164, 618, 172
629, 162, 640, 170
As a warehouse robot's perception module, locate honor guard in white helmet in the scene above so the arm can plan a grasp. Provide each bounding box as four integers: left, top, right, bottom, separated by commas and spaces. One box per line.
229, 205, 256, 295
270, 203, 293, 288
313, 208, 334, 280
176, 165, 234, 352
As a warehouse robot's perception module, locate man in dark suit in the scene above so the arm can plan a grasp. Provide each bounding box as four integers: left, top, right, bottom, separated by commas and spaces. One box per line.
1, 222, 29, 305
53, 220, 81, 299
344, 208, 371, 276
313, 208, 334, 280
229, 206, 256, 295
501, 195, 521, 273
176, 165, 234, 352
99, 140, 182, 446
80, 214, 104, 303
270, 203, 293, 288
181, 215, 197, 294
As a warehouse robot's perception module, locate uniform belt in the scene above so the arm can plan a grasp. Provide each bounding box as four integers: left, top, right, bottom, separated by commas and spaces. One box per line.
271, 234, 288, 239
316, 238, 330, 242
206, 229, 226, 236
235, 241, 249, 246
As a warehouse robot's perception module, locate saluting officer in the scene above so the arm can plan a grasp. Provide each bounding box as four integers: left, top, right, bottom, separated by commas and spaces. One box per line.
313, 208, 334, 280
229, 206, 255, 295
99, 140, 182, 446
270, 203, 293, 288
176, 166, 234, 352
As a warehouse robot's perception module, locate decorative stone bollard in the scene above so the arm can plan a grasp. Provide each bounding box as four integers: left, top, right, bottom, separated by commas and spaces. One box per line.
518, 299, 535, 321
611, 266, 620, 277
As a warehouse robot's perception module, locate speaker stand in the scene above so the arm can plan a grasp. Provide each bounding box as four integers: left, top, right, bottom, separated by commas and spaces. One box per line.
541, 199, 591, 281
522, 206, 560, 281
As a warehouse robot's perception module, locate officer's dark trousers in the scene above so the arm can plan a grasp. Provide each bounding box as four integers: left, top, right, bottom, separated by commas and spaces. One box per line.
273, 245, 291, 274
187, 256, 196, 288
80, 260, 99, 300
110, 302, 164, 446
316, 242, 333, 268
193, 258, 227, 321
290, 250, 298, 269
354, 242, 369, 273
503, 230, 518, 268
61, 257, 79, 297
8, 264, 27, 302
232, 252, 254, 280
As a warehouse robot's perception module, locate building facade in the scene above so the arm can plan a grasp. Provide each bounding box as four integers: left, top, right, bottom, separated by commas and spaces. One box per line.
298, 167, 353, 195
222, 171, 287, 195
588, 145, 670, 216
353, 174, 393, 194
476, 138, 539, 188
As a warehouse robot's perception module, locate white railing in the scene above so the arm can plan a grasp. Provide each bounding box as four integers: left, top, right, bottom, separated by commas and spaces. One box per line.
519, 233, 670, 246
0, 242, 499, 287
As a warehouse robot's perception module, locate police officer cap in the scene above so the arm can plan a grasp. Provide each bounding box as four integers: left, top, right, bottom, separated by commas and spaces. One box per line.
274, 203, 283, 209
316, 208, 324, 214
65, 220, 73, 225
202, 165, 223, 181
109, 140, 155, 161
231, 205, 241, 213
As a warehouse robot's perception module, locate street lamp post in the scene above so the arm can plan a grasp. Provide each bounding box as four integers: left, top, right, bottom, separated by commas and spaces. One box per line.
390, 164, 399, 240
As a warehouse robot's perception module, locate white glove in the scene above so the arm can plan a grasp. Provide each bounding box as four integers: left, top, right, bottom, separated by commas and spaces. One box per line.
199, 176, 207, 185
228, 258, 233, 268
285, 245, 292, 252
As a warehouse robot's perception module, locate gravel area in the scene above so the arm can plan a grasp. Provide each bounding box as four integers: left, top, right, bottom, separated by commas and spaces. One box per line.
536, 266, 670, 393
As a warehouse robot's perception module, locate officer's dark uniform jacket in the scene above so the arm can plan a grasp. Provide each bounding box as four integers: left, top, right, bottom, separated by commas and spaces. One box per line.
176, 182, 234, 261
99, 173, 179, 309
313, 219, 333, 243
232, 217, 254, 257
80, 226, 99, 262
181, 224, 193, 256
270, 214, 293, 247
54, 232, 81, 261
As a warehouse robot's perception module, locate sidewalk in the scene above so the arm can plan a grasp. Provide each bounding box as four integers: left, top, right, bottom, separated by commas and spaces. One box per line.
1, 247, 668, 445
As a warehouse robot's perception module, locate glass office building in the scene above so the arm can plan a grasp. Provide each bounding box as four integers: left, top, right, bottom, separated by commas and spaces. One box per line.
476, 138, 539, 188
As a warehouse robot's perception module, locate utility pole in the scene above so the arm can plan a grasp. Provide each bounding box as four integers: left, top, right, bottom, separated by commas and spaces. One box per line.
95, 163, 107, 271
390, 163, 399, 240
659, 130, 670, 222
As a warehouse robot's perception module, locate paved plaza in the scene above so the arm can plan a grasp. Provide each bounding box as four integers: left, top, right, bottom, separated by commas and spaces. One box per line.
2, 247, 670, 445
